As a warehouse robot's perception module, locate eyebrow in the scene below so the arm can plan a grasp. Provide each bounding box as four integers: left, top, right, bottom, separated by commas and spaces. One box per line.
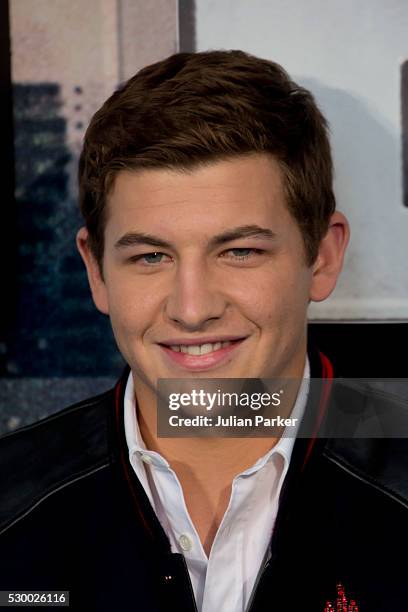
114, 225, 277, 251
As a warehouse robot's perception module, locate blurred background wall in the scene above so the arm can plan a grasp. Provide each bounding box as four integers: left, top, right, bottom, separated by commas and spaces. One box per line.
1, 0, 407, 434
193, 0, 408, 321
1, 0, 178, 432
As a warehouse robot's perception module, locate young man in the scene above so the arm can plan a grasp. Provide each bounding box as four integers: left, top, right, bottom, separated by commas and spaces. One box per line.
0, 50, 406, 612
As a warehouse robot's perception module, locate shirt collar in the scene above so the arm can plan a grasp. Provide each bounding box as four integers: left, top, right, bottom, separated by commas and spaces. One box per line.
124, 375, 170, 468
237, 359, 310, 475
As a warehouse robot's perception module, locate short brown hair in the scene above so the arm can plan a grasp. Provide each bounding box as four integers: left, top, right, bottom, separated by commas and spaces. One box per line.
79, 50, 335, 267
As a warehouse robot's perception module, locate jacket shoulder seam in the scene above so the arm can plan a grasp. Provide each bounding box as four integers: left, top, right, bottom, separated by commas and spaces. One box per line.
0, 461, 111, 537
324, 450, 408, 510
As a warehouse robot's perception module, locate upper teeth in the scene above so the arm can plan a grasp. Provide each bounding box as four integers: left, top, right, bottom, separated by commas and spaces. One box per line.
169, 341, 232, 355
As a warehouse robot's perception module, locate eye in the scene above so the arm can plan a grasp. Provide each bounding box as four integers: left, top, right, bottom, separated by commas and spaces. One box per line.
222, 248, 263, 261
130, 251, 169, 265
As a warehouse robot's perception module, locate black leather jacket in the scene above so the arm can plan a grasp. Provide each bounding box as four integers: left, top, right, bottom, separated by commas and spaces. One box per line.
0, 347, 407, 611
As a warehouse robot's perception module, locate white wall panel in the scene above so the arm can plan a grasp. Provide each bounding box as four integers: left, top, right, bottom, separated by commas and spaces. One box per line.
195, 0, 408, 320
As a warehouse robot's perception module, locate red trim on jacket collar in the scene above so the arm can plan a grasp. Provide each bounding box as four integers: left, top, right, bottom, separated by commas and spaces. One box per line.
301, 351, 334, 472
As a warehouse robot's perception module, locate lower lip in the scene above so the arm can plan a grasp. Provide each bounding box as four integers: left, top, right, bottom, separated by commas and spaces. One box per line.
159, 339, 246, 371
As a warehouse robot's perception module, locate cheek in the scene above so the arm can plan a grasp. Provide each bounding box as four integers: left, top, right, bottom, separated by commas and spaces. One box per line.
258, 271, 311, 330
107, 270, 160, 320
105, 272, 162, 326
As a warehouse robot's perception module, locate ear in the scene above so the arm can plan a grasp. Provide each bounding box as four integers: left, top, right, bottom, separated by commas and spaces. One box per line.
309, 211, 350, 302
76, 227, 109, 315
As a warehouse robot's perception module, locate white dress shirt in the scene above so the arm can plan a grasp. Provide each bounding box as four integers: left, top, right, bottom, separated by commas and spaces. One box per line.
124, 361, 310, 612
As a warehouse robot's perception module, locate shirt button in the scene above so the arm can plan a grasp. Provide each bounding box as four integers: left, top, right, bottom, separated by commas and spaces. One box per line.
179, 534, 192, 552
140, 453, 153, 464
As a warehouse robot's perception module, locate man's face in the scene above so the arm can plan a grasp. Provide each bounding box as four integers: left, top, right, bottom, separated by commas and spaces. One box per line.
81, 154, 335, 403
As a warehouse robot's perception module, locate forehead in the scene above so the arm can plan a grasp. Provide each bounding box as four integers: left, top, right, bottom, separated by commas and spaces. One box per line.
105, 154, 294, 239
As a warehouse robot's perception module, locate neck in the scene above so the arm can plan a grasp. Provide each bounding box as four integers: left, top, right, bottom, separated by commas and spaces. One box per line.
140, 407, 281, 476
138, 403, 284, 556
134, 353, 307, 479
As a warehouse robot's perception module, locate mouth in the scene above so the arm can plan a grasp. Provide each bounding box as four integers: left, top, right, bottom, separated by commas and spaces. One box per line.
157, 337, 247, 371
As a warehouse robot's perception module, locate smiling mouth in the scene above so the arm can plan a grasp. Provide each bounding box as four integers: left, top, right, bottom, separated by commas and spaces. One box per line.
158, 337, 247, 369
164, 340, 235, 356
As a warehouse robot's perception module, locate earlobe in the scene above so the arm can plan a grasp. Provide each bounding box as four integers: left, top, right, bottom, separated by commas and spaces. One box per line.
309, 211, 350, 303
76, 227, 110, 315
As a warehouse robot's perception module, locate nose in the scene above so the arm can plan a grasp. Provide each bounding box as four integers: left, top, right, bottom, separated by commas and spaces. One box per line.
165, 259, 227, 331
